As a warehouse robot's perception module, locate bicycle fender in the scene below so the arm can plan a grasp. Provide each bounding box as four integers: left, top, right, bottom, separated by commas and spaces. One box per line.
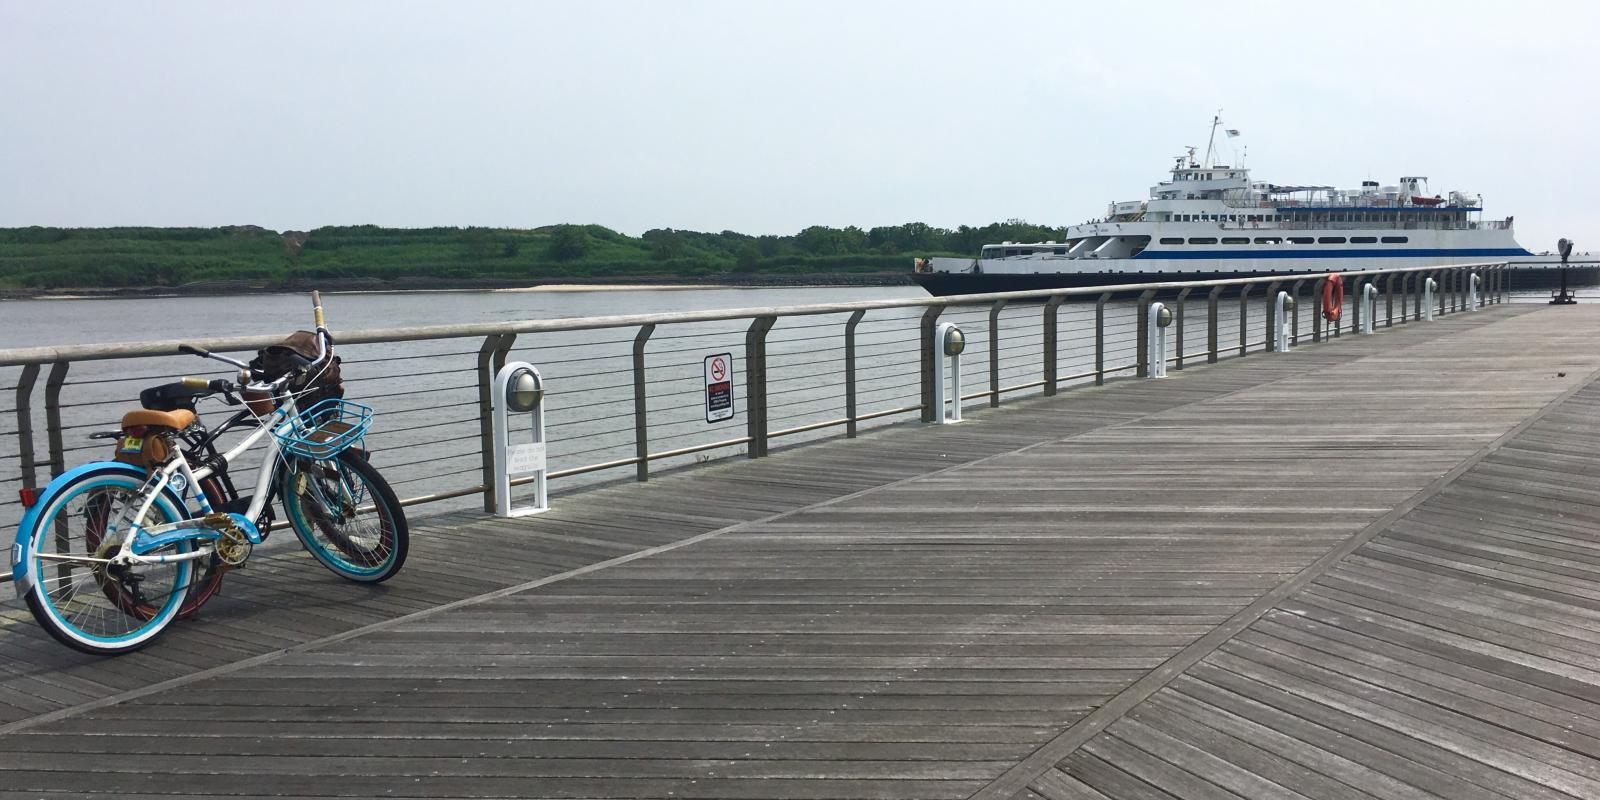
11, 461, 193, 594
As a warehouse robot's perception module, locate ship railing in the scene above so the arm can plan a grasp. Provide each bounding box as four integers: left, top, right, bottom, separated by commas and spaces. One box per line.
0, 262, 1510, 551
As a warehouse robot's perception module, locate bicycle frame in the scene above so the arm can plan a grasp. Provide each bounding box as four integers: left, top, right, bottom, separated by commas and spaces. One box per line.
113, 393, 308, 566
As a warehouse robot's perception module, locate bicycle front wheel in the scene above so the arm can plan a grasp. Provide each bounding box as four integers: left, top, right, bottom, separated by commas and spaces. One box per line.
17, 468, 195, 655
281, 451, 408, 583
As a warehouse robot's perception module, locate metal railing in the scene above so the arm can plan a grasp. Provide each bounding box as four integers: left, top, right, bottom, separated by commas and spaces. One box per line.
0, 262, 1510, 549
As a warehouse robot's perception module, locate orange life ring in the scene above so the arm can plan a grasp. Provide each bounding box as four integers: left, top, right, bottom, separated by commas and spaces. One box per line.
1322, 274, 1345, 321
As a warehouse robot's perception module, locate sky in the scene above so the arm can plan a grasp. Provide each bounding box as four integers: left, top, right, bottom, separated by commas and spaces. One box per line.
1, 1, 1595, 249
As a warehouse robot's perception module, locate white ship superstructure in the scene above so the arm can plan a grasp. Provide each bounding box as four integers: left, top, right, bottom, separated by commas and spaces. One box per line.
913, 121, 1532, 295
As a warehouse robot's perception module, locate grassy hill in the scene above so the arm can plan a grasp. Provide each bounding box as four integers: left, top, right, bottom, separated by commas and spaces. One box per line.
0, 221, 1070, 291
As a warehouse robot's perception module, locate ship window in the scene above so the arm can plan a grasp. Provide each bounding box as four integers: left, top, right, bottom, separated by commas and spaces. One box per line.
1254, 237, 1282, 244
1289, 237, 1315, 244
1053, 248, 1067, 255
1381, 236, 1409, 243
1318, 236, 1346, 244
1350, 236, 1377, 244
1160, 238, 1184, 245
1188, 237, 1218, 245
1221, 237, 1249, 245
1004, 249, 1018, 256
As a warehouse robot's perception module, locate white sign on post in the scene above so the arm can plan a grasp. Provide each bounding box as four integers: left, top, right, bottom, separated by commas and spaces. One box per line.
704, 352, 735, 423
506, 442, 546, 476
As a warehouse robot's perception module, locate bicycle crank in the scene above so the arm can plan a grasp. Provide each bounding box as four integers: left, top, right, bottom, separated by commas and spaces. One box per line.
204, 512, 253, 566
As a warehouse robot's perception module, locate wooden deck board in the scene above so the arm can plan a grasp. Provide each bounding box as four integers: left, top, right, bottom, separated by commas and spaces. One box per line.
6, 304, 1600, 798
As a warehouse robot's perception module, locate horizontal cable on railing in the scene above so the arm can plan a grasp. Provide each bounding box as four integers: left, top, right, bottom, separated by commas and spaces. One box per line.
509, 351, 630, 369
545, 409, 636, 430
341, 349, 482, 364
381, 399, 481, 416
369, 430, 484, 452
376, 448, 480, 472
355, 384, 471, 402
344, 365, 478, 383
388, 464, 481, 486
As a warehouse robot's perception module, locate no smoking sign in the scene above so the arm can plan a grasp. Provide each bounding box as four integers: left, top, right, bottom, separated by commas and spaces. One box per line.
704, 353, 735, 423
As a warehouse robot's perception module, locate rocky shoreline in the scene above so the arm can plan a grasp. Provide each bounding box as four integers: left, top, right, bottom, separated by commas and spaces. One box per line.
0, 271, 915, 300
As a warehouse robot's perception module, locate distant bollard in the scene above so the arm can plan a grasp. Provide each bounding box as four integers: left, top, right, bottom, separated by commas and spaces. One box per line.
1361, 284, 1379, 334
1147, 302, 1172, 378
1424, 278, 1437, 321
1273, 291, 1295, 352
492, 361, 548, 518
932, 322, 965, 424
1469, 273, 1481, 309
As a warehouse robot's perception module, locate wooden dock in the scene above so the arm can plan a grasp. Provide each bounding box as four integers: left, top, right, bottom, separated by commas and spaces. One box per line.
3, 303, 1600, 799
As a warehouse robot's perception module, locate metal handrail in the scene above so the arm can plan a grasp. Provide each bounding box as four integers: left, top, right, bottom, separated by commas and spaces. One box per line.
0, 262, 1506, 367
1, 262, 1511, 527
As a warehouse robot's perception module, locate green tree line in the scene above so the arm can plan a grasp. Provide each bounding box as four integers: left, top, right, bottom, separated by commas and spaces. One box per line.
0, 220, 1070, 289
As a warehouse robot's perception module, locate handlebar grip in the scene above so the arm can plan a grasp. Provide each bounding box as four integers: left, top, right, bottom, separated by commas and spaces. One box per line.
181, 376, 209, 389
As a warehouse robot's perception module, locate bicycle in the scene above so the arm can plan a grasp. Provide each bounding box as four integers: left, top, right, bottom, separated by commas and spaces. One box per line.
10, 292, 409, 655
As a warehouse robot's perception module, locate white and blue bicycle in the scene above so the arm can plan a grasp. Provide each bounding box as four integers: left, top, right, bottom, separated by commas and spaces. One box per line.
10, 293, 408, 655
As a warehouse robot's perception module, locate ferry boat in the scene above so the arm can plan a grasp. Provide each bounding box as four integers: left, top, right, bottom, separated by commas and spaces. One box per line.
912, 121, 1536, 296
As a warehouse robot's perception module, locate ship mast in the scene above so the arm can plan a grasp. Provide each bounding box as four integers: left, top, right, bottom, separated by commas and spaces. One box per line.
1201, 110, 1222, 167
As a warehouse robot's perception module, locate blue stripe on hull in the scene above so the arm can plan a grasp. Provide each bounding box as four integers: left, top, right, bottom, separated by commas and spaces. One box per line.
1136, 248, 1533, 260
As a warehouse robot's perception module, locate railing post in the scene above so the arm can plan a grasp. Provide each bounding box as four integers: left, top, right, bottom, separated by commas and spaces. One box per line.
44, 362, 69, 480
1207, 286, 1222, 363
1174, 288, 1192, 370
745, 316, 775, 457
987, 301, 1005, 407
845, 310, 864, 437
1499, 264, 1508, 302
1264, 281, 1281, 352
1044, 296, 1065, 394
1437, 271, 1447, 318
1399, 273, 1412, 324
1135, 289, 1155, 377
1289, 279, 1305, 345
1384, 273, 1396, 327
1349, 277, 1364, 335
632, 324, 656, 478
1413, 272, 1424, 321
1095, 292, 1111, 384
14, 363, 40, 493
476, 333, 515, 511
919, 307, 944, 422
1313, 278, 1326, 342
1237, 284, 1253, 356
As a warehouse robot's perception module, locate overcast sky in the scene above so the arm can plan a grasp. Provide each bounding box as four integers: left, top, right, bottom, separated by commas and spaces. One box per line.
1, 1, 1594, 249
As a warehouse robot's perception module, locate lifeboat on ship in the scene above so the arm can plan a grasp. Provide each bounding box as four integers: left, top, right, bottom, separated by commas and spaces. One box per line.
1410, 195, 1445, 206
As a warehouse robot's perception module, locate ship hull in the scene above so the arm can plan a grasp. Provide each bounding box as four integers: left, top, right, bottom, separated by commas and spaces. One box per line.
912, 265, 1599, 297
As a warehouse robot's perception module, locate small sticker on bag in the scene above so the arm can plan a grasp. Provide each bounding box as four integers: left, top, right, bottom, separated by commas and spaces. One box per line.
118, 436, 145, 455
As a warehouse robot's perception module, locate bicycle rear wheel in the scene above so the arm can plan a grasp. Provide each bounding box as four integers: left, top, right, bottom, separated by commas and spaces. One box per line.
281, 451, 408, 583
18, 468, 195, 655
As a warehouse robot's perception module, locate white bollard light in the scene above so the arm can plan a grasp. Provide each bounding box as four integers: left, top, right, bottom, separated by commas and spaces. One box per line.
1469, 273, 1480, 309
1361, 284, 1379, 334
1424, 278, 1437, 321
1273, 291, 1295, 352
1147, 302, 1172, 378
932, 322, 965, 424
491, 361, 548, 517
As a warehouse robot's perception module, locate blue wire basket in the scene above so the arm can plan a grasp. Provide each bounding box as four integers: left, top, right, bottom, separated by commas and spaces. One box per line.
272, 399, 373, 460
